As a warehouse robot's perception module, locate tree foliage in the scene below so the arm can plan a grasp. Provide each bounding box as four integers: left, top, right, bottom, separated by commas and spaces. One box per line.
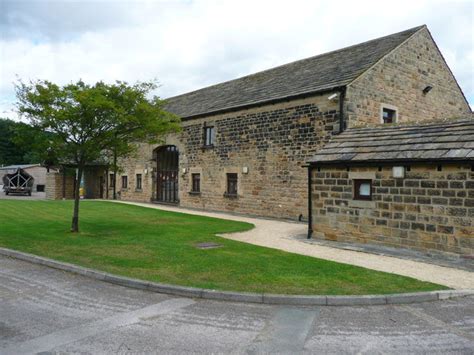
16, 79, 181, 232
0, 118, 50, 166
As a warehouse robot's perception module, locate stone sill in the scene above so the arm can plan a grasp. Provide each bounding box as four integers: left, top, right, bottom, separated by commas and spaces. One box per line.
135, 189, 143, 193
349, 200, 376, 209
188, 191, 201, 196
223, 193, 238, 199
202, 144, 214, 150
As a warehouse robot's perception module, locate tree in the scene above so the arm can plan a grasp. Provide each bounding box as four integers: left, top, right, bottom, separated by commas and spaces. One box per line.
0, 118, 49, 166
16, 79, 181, 232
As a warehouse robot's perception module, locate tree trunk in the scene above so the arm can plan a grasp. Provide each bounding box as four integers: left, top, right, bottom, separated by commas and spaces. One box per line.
113, 148, 117, 200
71, 164, 84, 233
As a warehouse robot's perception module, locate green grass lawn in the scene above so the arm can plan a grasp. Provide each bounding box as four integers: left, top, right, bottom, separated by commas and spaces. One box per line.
0, 200, 447, 295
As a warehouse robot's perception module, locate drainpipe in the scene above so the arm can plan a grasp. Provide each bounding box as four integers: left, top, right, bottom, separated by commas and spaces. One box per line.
307, 165, 313, 239
339, 87, 346, 133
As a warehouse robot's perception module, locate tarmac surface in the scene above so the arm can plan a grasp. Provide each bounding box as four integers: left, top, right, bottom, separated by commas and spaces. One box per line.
1, 255, 473, 354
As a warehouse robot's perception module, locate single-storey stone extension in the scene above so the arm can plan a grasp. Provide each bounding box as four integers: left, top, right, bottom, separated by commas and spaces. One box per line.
308, 120, 474, 257
46, 25, 472, 255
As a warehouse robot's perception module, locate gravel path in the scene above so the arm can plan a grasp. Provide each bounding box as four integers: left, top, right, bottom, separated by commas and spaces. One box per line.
109, 200, 474, 290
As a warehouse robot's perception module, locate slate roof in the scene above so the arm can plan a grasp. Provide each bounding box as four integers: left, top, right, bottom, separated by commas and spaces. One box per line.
165, 26, 424, 118
0, 164, 40, 170
308, 119, 474, 165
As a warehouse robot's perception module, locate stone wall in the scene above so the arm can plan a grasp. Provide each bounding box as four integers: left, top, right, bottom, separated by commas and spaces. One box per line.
45, 172, 75, 200
112, 146, 155, 202
310, 164, 474, 256
115, 94, 340, 219
345, 27, 471, 127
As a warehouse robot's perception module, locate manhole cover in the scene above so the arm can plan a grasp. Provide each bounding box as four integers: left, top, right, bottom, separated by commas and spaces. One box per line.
195, 242, 223, 249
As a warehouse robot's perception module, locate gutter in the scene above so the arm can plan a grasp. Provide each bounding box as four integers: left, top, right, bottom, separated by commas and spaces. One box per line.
338, 87, 346, 133
307, 165, 313, 239
178, 86, 347, 121
308, 158, 474, 168
308, 87, 346, 239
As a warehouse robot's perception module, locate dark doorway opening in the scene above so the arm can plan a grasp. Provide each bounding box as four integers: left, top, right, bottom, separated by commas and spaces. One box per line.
154, 145, 179, 203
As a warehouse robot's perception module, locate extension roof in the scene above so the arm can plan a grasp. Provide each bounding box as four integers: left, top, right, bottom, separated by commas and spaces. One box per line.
308, 119, 474, 165
165, 25, 425, 119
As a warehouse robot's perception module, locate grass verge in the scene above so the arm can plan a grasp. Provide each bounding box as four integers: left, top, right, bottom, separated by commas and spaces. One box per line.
0, 200, 448, 295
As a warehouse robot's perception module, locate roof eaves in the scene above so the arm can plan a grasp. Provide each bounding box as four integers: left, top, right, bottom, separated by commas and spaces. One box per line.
180, 84, 347, 120
308, 157, 474, 166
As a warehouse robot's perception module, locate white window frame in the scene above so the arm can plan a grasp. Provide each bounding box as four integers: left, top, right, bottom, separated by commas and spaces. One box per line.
380, 103, 398, 124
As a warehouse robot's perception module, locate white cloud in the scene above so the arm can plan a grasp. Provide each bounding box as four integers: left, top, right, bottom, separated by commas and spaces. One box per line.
0, 0, 472, 120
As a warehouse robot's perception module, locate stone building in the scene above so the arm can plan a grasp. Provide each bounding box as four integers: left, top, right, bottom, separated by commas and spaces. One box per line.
308, 120, 474, 257
109, 25, 470, 222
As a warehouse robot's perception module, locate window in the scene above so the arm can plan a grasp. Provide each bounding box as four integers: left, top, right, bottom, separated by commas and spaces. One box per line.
382, 107, 397, 124
204, 126, 215, 147
109, 173, 115, 188
191, 173, 200, 193
354, 179, 372, 200
226, 173, 238, 196
121, 176, 128, 189
136, 174, 142, 190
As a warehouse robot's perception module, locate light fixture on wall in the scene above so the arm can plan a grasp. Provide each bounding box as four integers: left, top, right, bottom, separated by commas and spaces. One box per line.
182, 167, 187, 174
423, 85, 433, 94
327, 93, 338, 101
242, 166, 249, 174
392, 166, 405, 178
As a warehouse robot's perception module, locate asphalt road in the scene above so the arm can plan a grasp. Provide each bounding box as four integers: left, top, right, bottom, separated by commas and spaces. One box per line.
0, 255, 473, 354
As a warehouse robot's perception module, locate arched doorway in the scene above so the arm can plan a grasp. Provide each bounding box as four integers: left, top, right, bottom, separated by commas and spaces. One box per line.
154, 145, 179, 203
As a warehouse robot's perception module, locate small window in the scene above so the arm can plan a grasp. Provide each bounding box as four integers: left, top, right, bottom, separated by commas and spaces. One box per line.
191, 173, 200, 193
36, 184, 45, 192
226, 173, 238, 196
136, 174, 142, 190
109, 173, 115, 188
204, 126, 215, 146
121, 176, 128, 189
382, 107, 397, 124
354, 179, 372, 200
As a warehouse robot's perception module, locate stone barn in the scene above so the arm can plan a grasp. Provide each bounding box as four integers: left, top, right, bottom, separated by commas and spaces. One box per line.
107, 25, 470, 222
46, 24, 472, 258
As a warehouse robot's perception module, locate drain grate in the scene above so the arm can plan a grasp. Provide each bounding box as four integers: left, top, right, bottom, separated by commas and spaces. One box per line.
195, 242, 223, 250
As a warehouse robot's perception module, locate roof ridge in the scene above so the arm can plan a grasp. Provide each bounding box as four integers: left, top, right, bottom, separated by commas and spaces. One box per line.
166, 25, 425, 102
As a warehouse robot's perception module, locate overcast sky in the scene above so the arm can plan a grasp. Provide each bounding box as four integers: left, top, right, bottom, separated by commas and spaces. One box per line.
1, 0, 473, 120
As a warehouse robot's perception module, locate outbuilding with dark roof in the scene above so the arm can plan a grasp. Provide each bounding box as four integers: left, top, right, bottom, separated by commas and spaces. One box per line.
307, 119, 474, 257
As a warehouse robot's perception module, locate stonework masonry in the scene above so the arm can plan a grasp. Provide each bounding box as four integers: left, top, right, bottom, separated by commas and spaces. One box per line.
46, 172, 75, 200
311, 164, 474, 256
116, 94, 340, 220
345, 27, 470, 127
